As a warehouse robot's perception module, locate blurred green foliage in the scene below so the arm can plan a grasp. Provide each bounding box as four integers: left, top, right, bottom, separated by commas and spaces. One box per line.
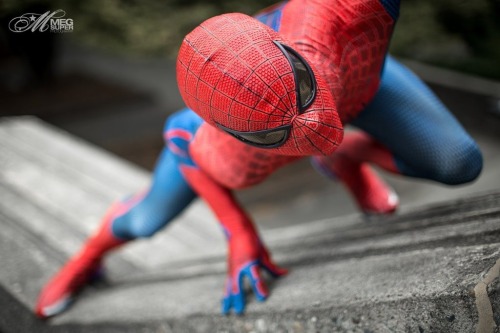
393, 0, 500, 79
2, 0, 499, 79
2, 0, 276, 57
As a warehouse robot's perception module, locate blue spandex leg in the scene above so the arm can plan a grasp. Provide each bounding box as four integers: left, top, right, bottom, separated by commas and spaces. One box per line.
351, 56, 483, 185
111, 108, 203, 239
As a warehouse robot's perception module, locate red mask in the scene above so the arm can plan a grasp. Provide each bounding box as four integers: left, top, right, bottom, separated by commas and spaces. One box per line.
177, 13, 343, 156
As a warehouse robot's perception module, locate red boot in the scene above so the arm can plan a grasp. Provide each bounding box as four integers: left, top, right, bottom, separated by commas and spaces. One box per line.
35, 203, 127, 319
312, 132, 399, 215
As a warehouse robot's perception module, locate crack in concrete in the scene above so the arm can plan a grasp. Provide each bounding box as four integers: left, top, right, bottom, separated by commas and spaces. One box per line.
474, 258, 500, 333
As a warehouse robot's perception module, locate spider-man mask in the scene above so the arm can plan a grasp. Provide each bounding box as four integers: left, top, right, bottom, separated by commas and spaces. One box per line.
177, 13, 343, 156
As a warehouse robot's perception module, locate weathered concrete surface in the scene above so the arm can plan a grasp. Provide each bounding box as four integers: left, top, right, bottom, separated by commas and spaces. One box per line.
1, 118, 500, 333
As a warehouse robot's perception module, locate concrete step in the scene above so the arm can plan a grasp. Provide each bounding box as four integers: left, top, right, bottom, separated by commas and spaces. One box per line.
1, 117, 499, 333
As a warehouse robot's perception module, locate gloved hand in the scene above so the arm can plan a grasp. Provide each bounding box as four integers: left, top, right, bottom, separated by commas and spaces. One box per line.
179, 165, 288, 314
222, 231, 287, 315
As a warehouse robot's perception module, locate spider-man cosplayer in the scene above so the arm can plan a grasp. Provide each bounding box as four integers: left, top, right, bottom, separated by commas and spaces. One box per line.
36, 0, 482, 317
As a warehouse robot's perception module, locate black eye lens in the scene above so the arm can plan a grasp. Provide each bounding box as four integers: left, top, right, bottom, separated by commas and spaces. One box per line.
274, 41, 316, 112
216, 123, 290, 148
287, 51, 314, 107
236, 128, 288, 145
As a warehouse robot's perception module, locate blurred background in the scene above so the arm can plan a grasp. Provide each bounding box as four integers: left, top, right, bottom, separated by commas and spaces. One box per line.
1, 0, 499, 229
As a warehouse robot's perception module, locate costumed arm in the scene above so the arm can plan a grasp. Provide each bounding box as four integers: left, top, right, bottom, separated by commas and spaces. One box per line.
180, 164, 287, 315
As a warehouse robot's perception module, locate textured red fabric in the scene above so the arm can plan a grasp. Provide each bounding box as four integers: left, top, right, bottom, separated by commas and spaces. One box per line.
281, 0, 395, 123
177, 12, 344, 158
177, 1, 396, 190
180, 164, 286, 304
189, 123, 298, 189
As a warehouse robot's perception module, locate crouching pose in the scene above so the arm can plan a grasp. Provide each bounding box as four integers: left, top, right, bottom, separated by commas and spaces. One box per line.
36, 0, 482, 318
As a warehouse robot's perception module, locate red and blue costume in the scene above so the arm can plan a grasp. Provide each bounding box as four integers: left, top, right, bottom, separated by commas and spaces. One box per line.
36, 0, 482, 318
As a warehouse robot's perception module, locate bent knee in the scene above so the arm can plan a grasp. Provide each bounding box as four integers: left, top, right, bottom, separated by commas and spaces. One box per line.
430, 143, 483, 185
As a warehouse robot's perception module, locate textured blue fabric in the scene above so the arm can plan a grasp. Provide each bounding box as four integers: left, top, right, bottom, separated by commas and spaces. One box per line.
112, 108, 202, 239
378, 0, 400, 21
254, 2, 285, 31
352, 56, 483, 185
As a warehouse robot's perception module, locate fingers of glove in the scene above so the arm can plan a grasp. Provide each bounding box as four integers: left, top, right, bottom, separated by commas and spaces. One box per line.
221, 275, 245, 315
222, 292, 246, 315
260, 256, 288, 278
222, 261, 269, 314
221, 292, 245, 315
222, 295, 231, 315
221, 277, 232, 315
244, 264, 268, 302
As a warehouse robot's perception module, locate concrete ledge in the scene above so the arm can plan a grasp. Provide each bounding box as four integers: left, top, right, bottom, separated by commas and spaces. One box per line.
1, 117, 500, 333
2, 192, 499, 333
